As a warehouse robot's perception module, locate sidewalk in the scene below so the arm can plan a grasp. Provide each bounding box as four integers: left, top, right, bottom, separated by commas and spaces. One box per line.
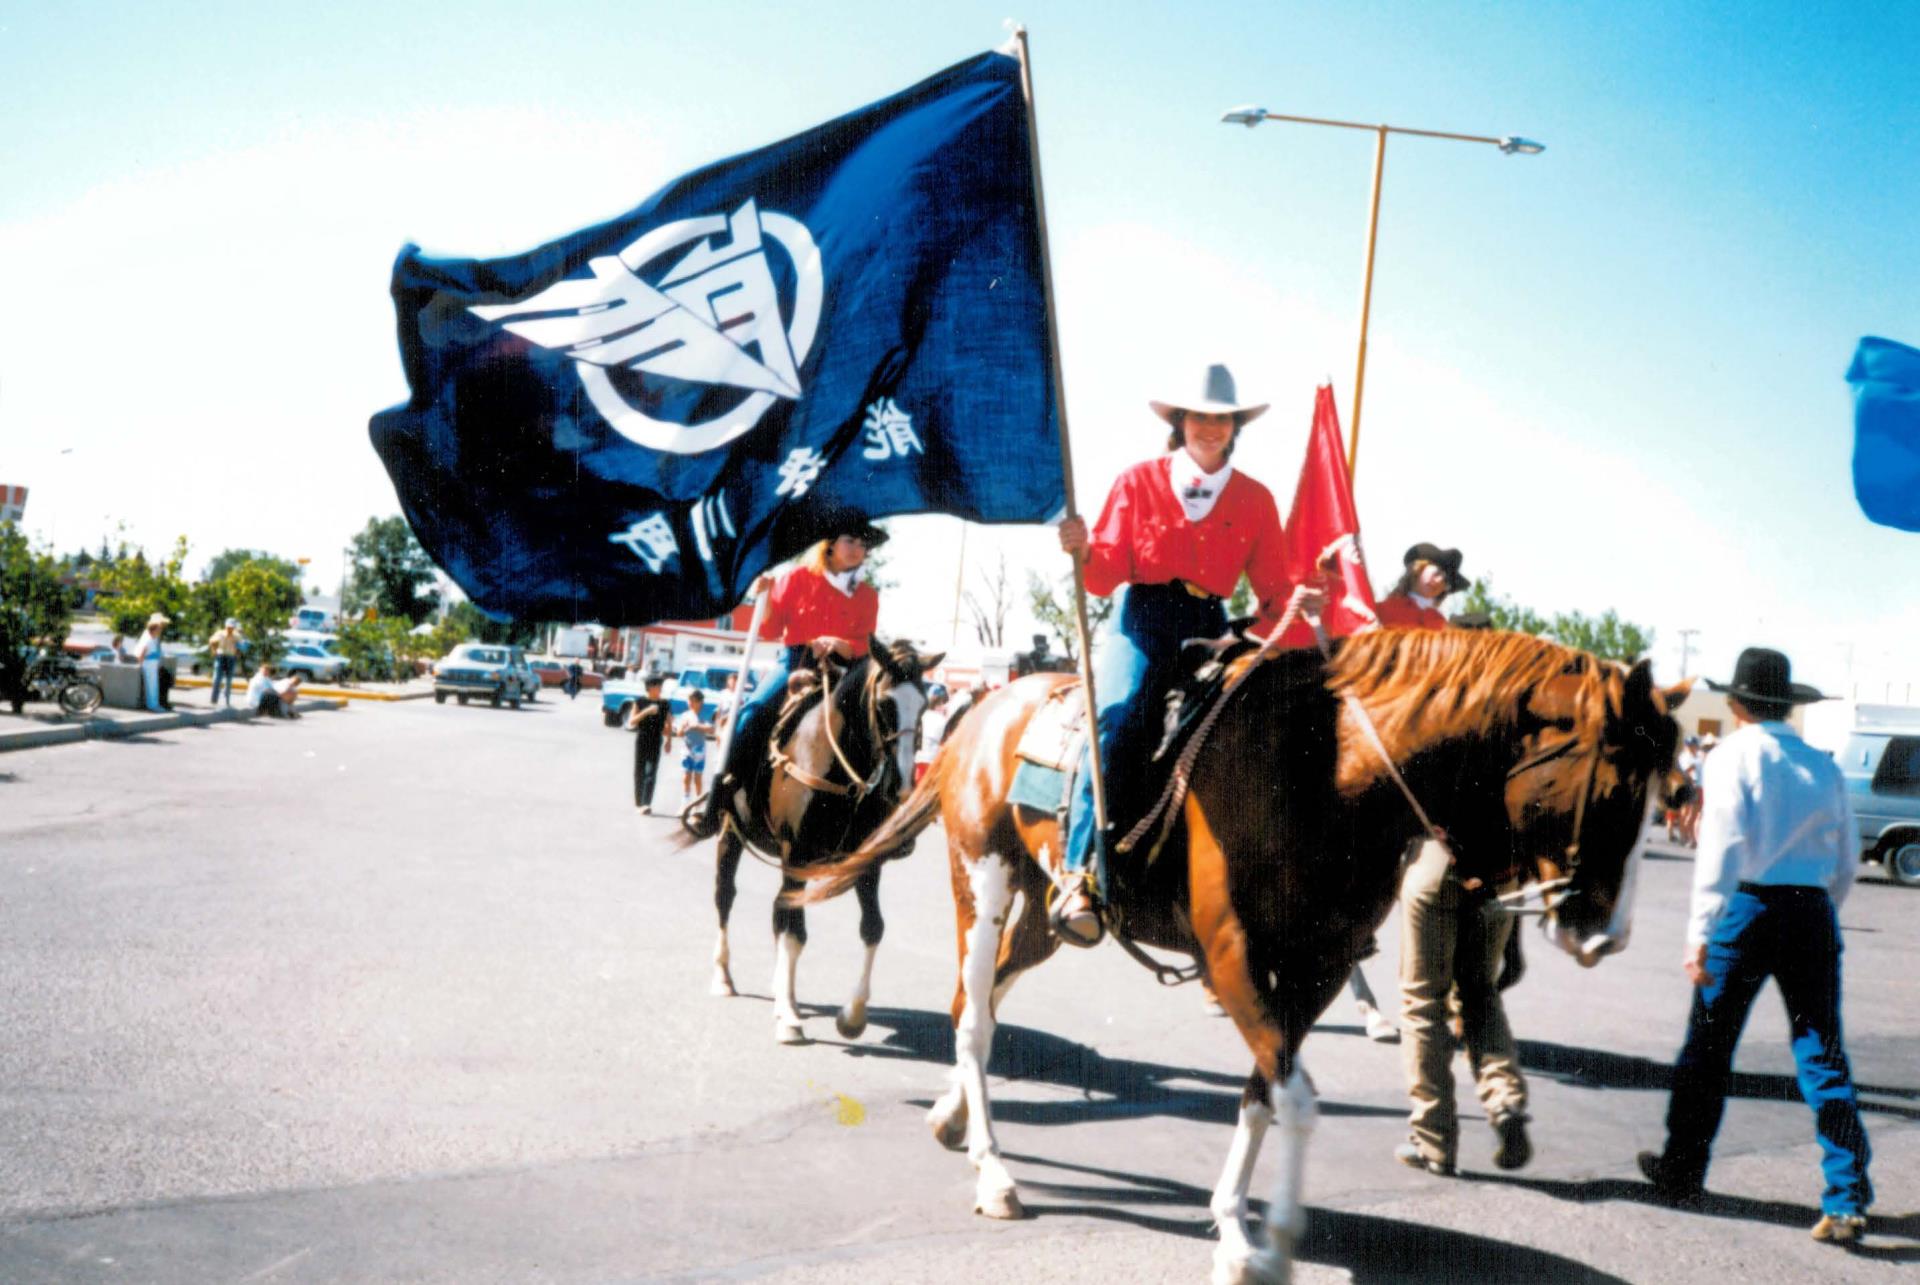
170, 674, 436, 702
0, 698, 345, 754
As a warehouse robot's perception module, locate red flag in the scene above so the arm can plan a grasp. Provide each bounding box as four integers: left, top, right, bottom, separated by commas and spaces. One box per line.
1272, 385, 1377, 647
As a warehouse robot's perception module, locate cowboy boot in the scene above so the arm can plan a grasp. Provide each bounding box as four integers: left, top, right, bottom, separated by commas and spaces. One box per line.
1049, 872, 1104, 948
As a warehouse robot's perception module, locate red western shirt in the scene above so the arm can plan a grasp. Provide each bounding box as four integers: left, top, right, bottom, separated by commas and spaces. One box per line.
759, 564, 878, 656
1084, 456, 1293, 633
1374, 594, 1448, 631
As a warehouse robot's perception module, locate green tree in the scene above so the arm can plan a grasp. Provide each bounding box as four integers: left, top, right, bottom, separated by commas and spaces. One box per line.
224, 560, 303, 666
1457, 576, 1652, 663
95, 535, 193, 638
1025, 569, 1114, 663
1456, 577, 1548, 635
204, 547, 303, 588
344, 517, 440, 626
1546, 608, 1654, 664
0, 524, 76, 714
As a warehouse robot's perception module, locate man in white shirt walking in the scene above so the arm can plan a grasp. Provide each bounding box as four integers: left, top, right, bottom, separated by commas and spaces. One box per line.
1637, 647, 1872, 1244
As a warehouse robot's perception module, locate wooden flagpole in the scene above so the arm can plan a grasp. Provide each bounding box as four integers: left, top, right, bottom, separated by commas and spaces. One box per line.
1009, 24, 1111, 857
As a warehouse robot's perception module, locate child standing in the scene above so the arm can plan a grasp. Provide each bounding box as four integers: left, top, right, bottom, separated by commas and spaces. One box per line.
671, 689, 717, 800
625, 675, 670, 814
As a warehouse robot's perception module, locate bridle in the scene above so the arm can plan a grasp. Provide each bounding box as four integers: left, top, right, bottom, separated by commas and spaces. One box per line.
1494, 730, 1607, 918
772, 658, 916, 803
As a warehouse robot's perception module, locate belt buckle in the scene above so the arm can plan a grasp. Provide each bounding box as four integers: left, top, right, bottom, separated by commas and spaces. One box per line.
1181, 579, 1211, 600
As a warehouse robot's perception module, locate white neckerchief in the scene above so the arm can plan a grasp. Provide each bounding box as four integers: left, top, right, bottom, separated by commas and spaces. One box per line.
1167, 451, 1232, 522
1410, 591, 1438, 611
824, 567, 859, 596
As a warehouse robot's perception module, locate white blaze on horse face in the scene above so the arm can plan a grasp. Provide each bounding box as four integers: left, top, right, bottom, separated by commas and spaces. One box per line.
889, 683, 926, 786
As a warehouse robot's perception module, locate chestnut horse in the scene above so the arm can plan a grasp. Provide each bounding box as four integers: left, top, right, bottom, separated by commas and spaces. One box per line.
706, 636, 940, 1044
788, 629, 1688, 1284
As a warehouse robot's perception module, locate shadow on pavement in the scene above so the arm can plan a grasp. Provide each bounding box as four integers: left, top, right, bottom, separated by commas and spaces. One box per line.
1008, 1151, 1633, 1282
1517, 1038, 1920, 1122
1469, 1171, 1920, 1261
831, 1006, 1398, 1130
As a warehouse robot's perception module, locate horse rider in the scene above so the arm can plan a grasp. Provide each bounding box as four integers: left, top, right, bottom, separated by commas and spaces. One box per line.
1379, 540, 1533, 1176
1054, 363, 1321, 946
1639, 647, 1873, 1243
1375, 542, 1468, 629
691, 508, 887, 838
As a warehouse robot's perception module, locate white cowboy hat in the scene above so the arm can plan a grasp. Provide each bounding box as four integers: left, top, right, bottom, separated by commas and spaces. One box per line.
223, 617, 240, 629
1149, 363, 1270, 427
146, 612, 172, 627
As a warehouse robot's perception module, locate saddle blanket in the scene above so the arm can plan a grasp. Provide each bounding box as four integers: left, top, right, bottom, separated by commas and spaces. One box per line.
1010, 682, 1086, 816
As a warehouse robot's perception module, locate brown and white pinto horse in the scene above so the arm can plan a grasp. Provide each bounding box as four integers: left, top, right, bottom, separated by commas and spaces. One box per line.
788, 629, 1688, 1284
707, 636, 940, 1044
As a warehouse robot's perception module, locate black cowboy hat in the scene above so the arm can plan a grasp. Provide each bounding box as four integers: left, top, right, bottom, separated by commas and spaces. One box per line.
1705, 647, 1831, 707
778, 502, 891, 550
1403, 542, 1469, 593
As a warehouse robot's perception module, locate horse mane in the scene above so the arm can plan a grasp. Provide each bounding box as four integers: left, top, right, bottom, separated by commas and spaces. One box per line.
1324, 628, 1619, 757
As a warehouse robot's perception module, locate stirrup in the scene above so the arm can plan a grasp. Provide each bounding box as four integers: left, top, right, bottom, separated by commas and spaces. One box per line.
1048, 875, 1104, 948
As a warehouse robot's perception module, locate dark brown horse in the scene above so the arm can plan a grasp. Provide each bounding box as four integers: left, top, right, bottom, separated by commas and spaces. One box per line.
787, 629, 1689, 1283
707, 636, 940, 1044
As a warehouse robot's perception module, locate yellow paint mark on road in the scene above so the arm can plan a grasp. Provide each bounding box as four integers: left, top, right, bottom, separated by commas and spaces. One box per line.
832, 1093, 866, 1126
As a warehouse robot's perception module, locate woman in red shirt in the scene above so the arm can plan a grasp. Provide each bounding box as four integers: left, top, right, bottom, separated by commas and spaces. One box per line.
1054, 364, 1319, 945
1373, 542, 1467, 631
696, 511, 886, 835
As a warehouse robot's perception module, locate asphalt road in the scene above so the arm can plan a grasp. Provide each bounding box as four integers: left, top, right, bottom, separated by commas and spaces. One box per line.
0, 695, 1914, 1283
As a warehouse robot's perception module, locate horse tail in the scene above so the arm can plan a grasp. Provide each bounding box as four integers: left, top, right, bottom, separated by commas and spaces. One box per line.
781, 745, 949, 905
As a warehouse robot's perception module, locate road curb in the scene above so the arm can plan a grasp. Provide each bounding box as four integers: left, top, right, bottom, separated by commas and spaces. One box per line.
171, 676, 433, 702
0, 699, 346, 754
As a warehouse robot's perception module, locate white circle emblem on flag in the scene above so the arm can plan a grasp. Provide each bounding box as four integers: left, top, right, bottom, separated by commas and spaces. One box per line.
469, 199, 822, 455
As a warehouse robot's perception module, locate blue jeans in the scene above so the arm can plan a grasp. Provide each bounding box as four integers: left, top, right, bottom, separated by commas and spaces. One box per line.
716, 646, 803, 789
1662, 885, 1873, 1215
210, 655, 236, 705
1064, 585, 1226, 892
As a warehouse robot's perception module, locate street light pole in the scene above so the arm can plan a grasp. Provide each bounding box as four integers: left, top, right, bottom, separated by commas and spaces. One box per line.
1221, 105, 1543, 485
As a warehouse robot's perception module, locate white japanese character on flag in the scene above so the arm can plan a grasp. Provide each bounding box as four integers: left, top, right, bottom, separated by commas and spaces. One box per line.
860, 397, 924, 461
608, 513, 679, 573
775, 447, 828, 498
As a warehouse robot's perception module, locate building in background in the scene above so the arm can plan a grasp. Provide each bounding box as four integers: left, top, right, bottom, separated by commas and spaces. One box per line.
0, 484, 27, 525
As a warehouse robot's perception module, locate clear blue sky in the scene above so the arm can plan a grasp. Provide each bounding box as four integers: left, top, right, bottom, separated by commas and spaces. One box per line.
3, 1, 1915, 691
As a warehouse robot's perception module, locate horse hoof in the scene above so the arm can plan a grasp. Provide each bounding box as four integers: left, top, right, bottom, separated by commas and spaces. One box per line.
710, 974, 737, 997
974, 1186, 1024, 1220
1212, 1245, 1287, 1285
775, 1019, 807, 1045
834, 1010, 867, 1040
929, 1111, 968, 1151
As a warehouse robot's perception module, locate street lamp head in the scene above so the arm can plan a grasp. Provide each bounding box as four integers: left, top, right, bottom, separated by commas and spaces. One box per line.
1220, 105, 1269, 128
1498, 135, 1545, 155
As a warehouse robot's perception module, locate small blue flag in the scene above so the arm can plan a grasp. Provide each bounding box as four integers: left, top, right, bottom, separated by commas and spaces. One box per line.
1848, 336, 1920, 532
370, 50, 1063, 623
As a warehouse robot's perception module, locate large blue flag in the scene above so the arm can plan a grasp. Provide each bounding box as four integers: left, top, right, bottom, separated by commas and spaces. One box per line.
1848, 336, 1920, 532
370, 49, 1063, 623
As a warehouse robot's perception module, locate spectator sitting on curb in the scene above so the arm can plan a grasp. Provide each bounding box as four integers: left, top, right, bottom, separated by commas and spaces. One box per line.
246, 663, 302, 719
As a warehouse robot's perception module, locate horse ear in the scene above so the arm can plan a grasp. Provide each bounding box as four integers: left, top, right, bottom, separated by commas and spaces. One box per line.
920, 651, 946, 672
1623, 658, 1654, 708
869, 634, 905, 680
1658, 676, 1695, 714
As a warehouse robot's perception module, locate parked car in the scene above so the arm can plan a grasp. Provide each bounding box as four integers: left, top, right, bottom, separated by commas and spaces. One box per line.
433, 643, 537, 709
1840, 724, 1920, 886
528, 656, 603, 690
278, 642, 348, 684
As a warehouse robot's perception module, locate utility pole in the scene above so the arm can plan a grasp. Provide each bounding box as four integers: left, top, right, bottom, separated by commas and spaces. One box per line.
1677, 628, 1699, 678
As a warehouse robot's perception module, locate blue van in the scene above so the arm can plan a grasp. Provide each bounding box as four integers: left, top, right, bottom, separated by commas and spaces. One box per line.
1838, 717, 1920, 887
